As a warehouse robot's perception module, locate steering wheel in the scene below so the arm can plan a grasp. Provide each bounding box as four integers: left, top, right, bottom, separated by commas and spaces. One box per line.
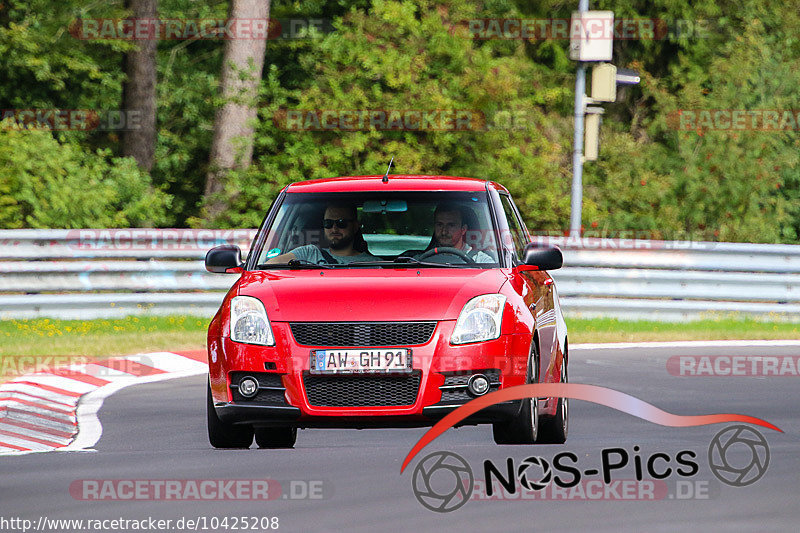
416, 246, 477, 265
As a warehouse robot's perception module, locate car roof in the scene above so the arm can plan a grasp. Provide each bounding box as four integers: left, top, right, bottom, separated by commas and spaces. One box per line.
285, 175, 510, 194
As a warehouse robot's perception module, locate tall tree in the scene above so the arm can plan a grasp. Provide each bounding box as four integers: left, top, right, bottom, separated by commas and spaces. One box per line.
204, 0, 270, 222
121, 0, 158, 171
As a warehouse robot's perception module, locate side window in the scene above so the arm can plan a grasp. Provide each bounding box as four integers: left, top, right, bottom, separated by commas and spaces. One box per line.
499, 195, 527, 259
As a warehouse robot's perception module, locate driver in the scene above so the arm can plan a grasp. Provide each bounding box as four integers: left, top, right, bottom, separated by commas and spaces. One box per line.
267, 204, 376, 265
423, 203, 493, 263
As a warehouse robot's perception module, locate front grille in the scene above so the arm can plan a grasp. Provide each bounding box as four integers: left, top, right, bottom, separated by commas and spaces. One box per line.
303, 372, 421, 407
290, 322, 436, 347
229, 372, 287, 404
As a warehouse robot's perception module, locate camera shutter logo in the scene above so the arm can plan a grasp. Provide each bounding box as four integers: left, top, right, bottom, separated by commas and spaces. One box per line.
517, 456, 552, 491
411, 451, 473, 512
708, 425, 770, 487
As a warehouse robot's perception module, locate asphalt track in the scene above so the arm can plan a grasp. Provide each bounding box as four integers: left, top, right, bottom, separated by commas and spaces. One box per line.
1, 344, 798, 532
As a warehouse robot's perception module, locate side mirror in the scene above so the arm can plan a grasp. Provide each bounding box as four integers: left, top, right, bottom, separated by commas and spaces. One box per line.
205, 245, 243, 273
522, 244, 563, 271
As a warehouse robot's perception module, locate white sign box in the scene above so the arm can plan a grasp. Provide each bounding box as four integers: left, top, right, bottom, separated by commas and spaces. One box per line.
569, 11, 614, 61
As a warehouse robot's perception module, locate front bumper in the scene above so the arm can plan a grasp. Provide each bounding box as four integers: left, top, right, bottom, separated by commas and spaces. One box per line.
215, 400, 523, 428
208, 320, 531, 426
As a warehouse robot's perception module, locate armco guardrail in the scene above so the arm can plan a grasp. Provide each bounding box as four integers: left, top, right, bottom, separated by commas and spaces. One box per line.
1, 229, 799, 321
0, 229, 253, 319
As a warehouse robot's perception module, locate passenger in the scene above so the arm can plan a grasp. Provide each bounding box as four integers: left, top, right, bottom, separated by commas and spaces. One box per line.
425, 203, 493, 263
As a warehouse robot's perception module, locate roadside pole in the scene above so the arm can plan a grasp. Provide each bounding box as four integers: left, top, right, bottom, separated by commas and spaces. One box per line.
568, 0, 590, 238
566, 6, 640, 238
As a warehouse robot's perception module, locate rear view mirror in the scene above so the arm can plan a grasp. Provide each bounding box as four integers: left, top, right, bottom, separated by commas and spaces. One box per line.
362, 200, 408, 213
522, 245, 563, 271
205, 245, 243, 273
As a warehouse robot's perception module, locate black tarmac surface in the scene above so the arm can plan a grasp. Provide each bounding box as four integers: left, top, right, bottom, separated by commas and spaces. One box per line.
1, 344, 798, 532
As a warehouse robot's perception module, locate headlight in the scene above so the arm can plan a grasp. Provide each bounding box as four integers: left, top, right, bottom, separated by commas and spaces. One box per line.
230, 296, 275, 346
451, 294, 506, 345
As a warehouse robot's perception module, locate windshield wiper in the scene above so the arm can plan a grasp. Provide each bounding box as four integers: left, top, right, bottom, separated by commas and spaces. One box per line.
284, 259, 334, 269
343, 257, 460, 268
393, 256, 468, 267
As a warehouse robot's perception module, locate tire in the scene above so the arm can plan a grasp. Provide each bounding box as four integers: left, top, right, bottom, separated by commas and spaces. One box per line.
493, 342, 539, 445
254, 427, 297, 449
537, 353, 568, 444
207, 381, 254, 449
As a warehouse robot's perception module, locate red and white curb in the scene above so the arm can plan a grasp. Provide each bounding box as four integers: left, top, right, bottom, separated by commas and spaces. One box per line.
0, 351, 208, 455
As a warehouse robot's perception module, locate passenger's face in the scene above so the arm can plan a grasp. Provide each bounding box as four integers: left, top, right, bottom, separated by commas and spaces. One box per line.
323, 206, 356, 250
434, 210, 466, 248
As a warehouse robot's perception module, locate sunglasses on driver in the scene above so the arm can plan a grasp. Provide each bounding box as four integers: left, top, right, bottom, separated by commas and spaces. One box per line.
323, 218, 353, 229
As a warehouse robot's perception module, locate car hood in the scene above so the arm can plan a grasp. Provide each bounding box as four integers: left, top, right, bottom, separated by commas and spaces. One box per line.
237, 268, 508, 322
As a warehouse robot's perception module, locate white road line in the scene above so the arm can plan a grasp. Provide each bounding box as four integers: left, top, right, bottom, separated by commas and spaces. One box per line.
130, 352, 208, 373
572, 339, 800, 350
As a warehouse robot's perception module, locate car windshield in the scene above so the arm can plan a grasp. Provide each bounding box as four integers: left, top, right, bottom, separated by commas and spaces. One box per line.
251, 191, 501, 269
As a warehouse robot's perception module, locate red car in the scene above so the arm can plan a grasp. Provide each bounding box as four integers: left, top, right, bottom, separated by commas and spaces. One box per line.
205, 175, 568, 448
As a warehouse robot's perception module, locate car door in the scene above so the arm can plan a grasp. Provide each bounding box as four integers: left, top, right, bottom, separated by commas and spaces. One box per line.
496, 193, 559, 382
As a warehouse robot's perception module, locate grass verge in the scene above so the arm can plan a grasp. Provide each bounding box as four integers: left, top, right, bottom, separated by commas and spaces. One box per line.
567, 317, 800, 343
0, 316, 208, 358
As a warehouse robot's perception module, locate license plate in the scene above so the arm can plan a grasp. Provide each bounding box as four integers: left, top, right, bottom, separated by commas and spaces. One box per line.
310, 349, 412, 373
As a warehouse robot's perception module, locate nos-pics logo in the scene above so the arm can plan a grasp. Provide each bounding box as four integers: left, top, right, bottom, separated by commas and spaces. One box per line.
411, 425, 770, 512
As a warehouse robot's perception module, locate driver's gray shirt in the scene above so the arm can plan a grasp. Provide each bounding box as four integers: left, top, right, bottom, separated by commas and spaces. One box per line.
291, 245, 376, 265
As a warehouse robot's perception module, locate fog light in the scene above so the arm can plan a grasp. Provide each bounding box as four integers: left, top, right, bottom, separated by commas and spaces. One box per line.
467, 374, 490, 396
238, 376, 259, 398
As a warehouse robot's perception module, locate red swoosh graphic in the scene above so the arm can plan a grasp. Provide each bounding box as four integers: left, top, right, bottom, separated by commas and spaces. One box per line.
401, 383, 782, 473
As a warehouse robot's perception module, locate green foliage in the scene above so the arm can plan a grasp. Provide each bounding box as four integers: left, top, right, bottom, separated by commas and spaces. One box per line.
0, 0, 798, 243
151, 0, 229, 224
0, 125, 170, 228
611, 0, 800, 242
0, 0, 131, 111
207, 0, 572, 228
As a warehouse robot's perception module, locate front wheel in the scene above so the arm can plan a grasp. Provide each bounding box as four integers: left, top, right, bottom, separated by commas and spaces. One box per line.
207, 381, 254, 449
537, 354, 568, 444
493, 343, 538, 445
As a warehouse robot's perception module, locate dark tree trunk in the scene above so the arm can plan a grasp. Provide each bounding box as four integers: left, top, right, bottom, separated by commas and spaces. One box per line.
121, 0, 158, 172
204, 0, 270, 223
